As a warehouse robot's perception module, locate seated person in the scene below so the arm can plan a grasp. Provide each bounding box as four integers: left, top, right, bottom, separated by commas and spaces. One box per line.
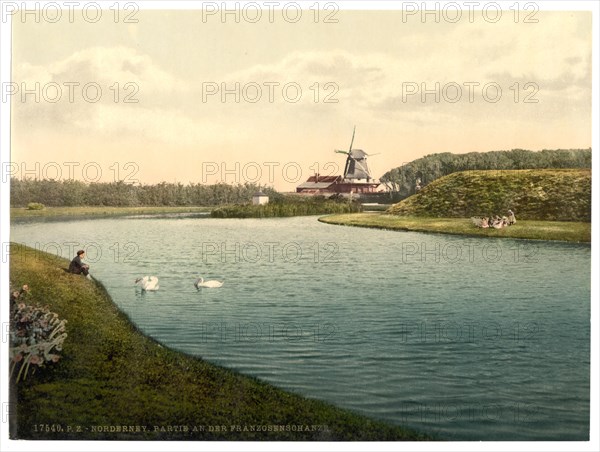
69, 250, 90, 276
507, 209, 516, 225
481, 217, 489, 228
491, 216, 503, 229
472, 217, 486, 228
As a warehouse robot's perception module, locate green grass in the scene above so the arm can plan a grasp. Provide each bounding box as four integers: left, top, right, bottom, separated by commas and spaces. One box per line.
388, 169, 591, 222
319, 213, 591, 243
10, 206, 212, 221
9, 243, 428, 441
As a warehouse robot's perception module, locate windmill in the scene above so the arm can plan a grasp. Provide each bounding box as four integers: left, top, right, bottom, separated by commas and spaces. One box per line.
335, 127, 378, 182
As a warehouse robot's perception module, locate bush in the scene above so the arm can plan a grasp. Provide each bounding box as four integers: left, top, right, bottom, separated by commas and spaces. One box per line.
26, 202, 45, 210
211, 198, 362, 218
9, 285, 67, 383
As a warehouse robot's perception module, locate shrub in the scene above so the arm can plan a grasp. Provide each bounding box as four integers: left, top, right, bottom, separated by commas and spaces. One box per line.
211, 198, 362, 218
9, 285, 67, 383
26, 202, 45, 210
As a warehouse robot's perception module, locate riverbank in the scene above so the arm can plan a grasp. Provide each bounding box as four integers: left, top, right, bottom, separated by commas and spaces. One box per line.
9, 243, 428, 440
319, 213, 591, 243
10, 206, 212, 222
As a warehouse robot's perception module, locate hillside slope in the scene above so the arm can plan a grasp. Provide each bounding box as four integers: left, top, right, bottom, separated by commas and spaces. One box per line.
387, 169, 591, 221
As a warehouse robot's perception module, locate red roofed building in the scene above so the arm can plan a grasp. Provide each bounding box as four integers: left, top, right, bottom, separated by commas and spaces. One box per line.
296, 174, 342, 194
296, 174, 379, 195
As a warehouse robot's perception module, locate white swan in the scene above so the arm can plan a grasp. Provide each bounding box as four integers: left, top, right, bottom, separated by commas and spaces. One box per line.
194, 277, 223, 289
135, 276, 159, 291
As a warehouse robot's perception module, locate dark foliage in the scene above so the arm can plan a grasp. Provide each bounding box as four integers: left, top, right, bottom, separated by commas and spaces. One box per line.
11, 180, 280, 208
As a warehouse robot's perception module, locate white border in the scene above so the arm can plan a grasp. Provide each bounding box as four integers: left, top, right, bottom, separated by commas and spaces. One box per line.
0, 4, 12, 450
0, 1, 598, 452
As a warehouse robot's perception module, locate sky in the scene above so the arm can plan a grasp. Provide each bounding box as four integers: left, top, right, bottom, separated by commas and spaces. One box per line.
8, 3, 593, 191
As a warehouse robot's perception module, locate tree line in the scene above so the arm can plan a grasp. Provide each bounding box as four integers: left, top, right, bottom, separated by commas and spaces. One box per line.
380, 148, 591, 200
10, 179, 281, 207
11, 148, 592, 207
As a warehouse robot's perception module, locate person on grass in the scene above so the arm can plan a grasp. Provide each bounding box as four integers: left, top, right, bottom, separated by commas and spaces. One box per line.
69, 249, 91, 278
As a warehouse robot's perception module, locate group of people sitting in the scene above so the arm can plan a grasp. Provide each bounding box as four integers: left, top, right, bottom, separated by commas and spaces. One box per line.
472, 209, 516, 229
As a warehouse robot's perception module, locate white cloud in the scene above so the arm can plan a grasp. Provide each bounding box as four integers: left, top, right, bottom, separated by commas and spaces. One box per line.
16, 46, 180, 93
12, 46, 211, 146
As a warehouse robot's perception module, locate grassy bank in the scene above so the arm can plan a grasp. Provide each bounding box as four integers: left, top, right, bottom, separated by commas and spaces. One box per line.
9, 243, 427, 440
388, 169, 591, 221
319, 213, 591, 243
10, 206, 212, 221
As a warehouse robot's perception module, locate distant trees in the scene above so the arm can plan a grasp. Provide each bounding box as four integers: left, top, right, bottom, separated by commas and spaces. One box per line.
10, 179, 279, 208
380, 148, 591, 200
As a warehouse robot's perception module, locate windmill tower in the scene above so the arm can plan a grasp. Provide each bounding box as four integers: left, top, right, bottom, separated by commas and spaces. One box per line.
335, 126, 377, 183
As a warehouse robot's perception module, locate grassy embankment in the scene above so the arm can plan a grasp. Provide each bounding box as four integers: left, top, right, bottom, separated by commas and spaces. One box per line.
319, 213, 590, 242
9, 243, 428, 441
10, 206, 212, 221
320, 169, 591, 243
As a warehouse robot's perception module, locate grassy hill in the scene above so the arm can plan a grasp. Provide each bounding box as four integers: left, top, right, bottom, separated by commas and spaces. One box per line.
379, 148, 591, 200
387, 169, 591, 221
